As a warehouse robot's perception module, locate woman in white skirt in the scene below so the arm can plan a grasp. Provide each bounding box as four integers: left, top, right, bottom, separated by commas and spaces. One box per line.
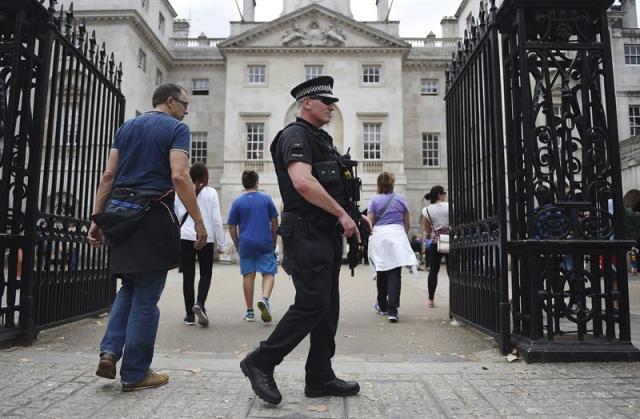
367, 172, 417, 323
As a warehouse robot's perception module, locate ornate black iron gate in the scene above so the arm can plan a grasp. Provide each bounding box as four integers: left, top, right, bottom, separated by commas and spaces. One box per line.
445, 2, 510, 354
0, 1, 124, 346
446, 0, 640, 361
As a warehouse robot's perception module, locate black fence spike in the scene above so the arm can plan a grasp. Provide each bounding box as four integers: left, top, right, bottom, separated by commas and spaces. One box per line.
99, 42, 106, 70
64, 3, 74, 39
108, 52, 115, 80
117, 62, 123, 89
89, 30, 97, 60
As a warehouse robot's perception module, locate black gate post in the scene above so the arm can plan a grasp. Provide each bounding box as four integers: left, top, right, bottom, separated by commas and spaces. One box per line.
497, 0, 640, 361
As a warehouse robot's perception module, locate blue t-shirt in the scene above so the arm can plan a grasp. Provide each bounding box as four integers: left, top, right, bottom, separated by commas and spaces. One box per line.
367, 193, 409, 226
227, 192, 279, 258
112, 111, 190, 192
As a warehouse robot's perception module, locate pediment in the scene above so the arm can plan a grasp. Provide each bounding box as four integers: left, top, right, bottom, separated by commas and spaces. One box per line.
218, 5, 408, 50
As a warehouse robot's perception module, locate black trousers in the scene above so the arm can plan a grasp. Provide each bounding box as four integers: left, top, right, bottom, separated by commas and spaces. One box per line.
376, 267, 401, 316
428, 241, 448, 300
254, 214, 341, 386
180, 240, 214, 316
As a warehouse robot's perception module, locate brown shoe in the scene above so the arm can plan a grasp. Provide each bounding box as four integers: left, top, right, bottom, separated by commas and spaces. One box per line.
95, 352, 117, 380
122, 370, 169, 392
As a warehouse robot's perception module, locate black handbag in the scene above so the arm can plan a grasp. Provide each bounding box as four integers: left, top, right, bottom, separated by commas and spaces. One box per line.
92, 188, 173, 244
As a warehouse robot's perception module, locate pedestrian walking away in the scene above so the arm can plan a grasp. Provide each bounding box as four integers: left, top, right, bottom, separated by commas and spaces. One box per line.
88, 83, 207, 392
228, 170, 279, 323
422, 185, 449, 308
175, 162, 225, 327
239, 76, 363, 405
367, 172, 417, 323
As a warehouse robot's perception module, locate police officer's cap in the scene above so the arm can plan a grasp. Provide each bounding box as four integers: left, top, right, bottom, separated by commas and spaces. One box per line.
290, 76, 339, 103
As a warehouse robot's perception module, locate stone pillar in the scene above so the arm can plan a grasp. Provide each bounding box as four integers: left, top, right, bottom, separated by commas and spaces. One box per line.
621, 0, 638, 28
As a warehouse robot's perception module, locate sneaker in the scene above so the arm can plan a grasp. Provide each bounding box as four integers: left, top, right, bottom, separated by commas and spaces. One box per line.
257, 298, 272, 323
374, 303, 388, 316
95, 352, 117, 379
192, 303, 209, 326
122, 370, 169, 392
388, 314, 398, 323
184, 314, 196, 325
243, 310, 255, 322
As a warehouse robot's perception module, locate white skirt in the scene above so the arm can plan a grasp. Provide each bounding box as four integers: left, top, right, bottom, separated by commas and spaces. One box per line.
367, 223, 418, 274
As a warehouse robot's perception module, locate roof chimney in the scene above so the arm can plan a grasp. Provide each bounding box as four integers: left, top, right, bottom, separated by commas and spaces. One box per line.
377, 0, 389, 21
243, 0, 256, 21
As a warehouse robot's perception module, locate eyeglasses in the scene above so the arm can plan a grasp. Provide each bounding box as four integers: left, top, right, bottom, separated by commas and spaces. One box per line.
171, 97, 189, 109
309, 96, 335, 106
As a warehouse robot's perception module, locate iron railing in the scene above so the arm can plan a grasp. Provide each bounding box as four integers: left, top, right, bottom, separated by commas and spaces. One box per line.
444, 0, 510, 355
0, 0, 124, 346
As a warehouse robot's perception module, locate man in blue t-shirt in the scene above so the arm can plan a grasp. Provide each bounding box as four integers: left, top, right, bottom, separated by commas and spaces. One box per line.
228, 171, 279, 323
88, 83, 206, 392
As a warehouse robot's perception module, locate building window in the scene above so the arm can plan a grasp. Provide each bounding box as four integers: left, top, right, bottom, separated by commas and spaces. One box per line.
141, 0, 149, 11
192, 79, 210, 95
247, 65, 266, 85
631, 105, 640, 136
158, 12, 165, 34
155, 69, 163, 86
422, 133, 440, 166
553, 104, 562, 118
362, 65, 381, 84
624, 44, 640, 65
421, 79, 438, 95
305, 65, 324, 80
137, 48, 146, 72
191, 132, 208, 164
363, 123, 382, 160
246, 123, 265, 160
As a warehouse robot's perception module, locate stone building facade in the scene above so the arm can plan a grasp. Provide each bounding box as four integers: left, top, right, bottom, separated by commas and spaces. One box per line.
64, 0, 640, 225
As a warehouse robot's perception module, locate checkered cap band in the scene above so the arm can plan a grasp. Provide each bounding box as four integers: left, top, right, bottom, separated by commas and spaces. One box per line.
295, 84, 333, 100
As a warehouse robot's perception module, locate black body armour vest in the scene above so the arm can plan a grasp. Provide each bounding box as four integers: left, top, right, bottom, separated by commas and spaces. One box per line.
270, 121, 348, 223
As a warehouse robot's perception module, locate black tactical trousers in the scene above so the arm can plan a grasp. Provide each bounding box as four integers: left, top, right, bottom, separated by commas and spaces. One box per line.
254, 213, 342, 386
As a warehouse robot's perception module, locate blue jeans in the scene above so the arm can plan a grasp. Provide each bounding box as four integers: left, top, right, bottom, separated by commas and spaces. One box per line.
100, 270, 167, 384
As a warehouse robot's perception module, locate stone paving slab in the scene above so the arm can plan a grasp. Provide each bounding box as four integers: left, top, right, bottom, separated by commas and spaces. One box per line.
2, 349, 640, 418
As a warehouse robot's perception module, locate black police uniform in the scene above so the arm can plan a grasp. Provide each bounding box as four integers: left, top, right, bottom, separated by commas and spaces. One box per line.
252, 116, 348, 386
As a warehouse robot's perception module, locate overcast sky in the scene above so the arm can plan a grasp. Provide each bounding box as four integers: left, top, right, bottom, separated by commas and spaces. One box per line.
170, 1, 640, 39
170, 0, 454, 38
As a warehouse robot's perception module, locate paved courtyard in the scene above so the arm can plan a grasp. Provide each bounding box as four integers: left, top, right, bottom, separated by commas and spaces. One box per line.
1, 264, 640, 418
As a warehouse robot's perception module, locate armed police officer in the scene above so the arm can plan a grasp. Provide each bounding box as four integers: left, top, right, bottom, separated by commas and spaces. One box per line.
240, 76, 362, 405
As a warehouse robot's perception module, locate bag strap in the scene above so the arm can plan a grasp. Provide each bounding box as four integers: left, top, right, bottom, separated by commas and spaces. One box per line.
179, 185, 204, 226
424, 207, 434, 229
374, 193, 396, 226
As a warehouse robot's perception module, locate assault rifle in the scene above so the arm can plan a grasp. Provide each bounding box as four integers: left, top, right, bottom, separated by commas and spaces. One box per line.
339, 149, 366, 276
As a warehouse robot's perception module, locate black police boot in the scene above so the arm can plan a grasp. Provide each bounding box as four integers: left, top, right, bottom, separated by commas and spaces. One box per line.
240, 352, 282, 405
304, 378, 360, 398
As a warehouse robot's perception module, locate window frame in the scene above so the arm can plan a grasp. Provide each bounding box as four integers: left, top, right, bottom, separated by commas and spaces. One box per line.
420, 78, 439, 96
245, 122, 266, 160
363, 122, 382, 160
191, 78, 210, 96
158, 12, 165, 34
304, 64, 324, 80
247, 65, 267, 86
190, 132, 208, 165
624, 44, 640, 65
137, 48, 146, 72
631, 105, 640, 137
361, 64, 382, 86
422, 132, 440, 167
